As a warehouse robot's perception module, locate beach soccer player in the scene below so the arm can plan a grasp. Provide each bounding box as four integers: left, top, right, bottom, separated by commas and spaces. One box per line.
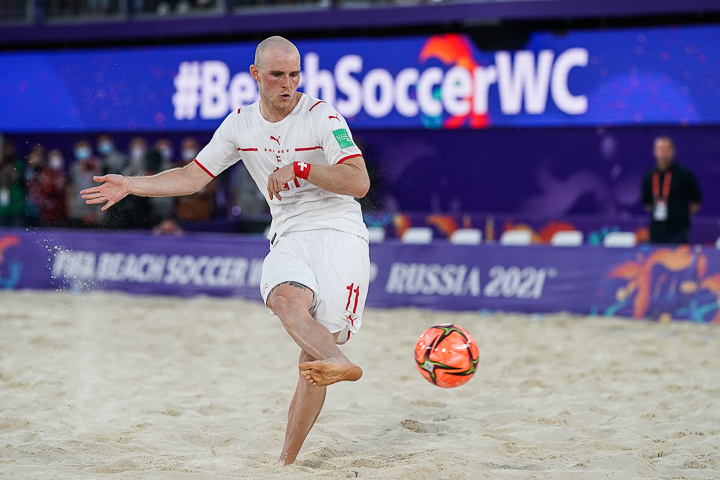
81, 35, 371, 465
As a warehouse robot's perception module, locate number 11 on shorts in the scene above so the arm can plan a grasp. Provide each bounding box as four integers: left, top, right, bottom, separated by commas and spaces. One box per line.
346, 283, 360, 314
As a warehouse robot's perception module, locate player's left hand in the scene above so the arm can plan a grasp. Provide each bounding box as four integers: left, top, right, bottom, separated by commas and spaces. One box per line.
267, 164, 295, 201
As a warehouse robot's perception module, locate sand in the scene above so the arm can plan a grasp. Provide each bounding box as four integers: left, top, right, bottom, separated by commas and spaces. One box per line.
0, 290, 719, 479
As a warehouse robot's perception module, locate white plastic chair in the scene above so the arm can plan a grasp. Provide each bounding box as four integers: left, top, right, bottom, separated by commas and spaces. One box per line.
401, 227, 433, 244
499, 229, 532, 246
715, 236, 720, 249
550, 230, 583, 247
368, 227, 386, 243
450, 228, 482, 245
603, 231, 637, 248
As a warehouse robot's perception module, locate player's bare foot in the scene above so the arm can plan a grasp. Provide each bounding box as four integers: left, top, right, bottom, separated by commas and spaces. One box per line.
299, 358, 362, 386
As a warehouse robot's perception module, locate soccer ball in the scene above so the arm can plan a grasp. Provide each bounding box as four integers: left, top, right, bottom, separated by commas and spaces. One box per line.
414, 324, 479, 388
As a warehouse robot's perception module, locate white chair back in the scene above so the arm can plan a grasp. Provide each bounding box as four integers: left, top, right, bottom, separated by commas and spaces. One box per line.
499, 229, 533, 246
401, 227, 433, 244
550, 230, 584, 247
603, 231, 637, 248
368, 227, 386, 243
450, 228, 482, 245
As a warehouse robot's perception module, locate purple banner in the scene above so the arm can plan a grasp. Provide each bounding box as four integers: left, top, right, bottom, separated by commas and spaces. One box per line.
2, 229, 719, 322
368, 241, 720, 322
0, 229, 269, 298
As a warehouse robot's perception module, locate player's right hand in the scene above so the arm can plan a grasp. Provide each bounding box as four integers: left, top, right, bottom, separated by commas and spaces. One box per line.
267, 164, 294, 201
81, 174, 132, 211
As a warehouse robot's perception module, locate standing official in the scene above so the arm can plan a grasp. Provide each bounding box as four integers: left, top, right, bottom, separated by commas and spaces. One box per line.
641, 136, 702, 244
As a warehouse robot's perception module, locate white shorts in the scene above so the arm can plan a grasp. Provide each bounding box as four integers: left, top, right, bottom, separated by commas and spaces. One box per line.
260, 229, 370, 345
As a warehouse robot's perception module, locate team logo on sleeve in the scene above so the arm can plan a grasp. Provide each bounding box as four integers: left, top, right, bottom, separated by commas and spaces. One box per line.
333, 129, 354, 149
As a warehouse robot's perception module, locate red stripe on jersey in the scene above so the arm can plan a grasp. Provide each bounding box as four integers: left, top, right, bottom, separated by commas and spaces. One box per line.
237, 108, 242, 114
309, 100, 325, 111
347, 331, 351, 342
338, 154, 362, 164
194, 159, 215, 178
293, 178, 300, 188
237, 147, 258, 151
295, 146, 323, 152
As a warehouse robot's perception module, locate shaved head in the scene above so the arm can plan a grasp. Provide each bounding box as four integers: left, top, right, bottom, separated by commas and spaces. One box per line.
254, 36, 300, 70
250, 36, 302, 121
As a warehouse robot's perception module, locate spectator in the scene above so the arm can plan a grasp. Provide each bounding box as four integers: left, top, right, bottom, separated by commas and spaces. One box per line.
175, 136, 216, 222
145, 148, 178, 226
230, 163, 270, 233
24, 144, 45, 181
155, 138, 176, 165
0, 142, 26, 227
36, 149, 69, 226
23, 145, 45, 227
126, 136, 148, 176
180, 136, 199, 164
97, 134, 128, 175
67, 140, 104, 227
641, 136, 703, 244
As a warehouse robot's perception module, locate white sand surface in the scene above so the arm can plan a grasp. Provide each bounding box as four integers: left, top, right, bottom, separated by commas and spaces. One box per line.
0, 290, 719, 479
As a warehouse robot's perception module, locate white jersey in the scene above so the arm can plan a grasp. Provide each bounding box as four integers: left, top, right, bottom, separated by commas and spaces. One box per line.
195, 94, 368, 243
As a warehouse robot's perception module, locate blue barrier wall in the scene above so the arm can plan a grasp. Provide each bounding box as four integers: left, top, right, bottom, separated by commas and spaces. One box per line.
2, 229, 719, 322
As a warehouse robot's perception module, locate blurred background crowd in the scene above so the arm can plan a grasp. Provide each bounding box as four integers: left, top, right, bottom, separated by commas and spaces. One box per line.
0, 134, 274, 234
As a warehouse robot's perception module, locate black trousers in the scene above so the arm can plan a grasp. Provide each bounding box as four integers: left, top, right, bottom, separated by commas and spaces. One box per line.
649, 222, 690, 244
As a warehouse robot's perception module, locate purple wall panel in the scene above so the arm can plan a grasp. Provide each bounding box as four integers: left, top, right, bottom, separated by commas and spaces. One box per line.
358, 126, 720, 218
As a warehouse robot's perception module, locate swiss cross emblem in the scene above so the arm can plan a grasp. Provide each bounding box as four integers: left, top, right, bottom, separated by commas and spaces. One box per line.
297, 161, 308, 172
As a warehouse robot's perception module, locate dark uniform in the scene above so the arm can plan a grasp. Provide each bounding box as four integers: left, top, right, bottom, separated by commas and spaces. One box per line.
641, 163, 702, 244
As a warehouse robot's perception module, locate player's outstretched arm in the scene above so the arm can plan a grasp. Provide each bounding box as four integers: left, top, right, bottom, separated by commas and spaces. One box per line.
81, 161, 213, 211
267, 156, 370, 201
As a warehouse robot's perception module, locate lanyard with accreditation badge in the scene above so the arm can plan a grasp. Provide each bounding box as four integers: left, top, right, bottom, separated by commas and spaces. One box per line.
652, 170, 672, 221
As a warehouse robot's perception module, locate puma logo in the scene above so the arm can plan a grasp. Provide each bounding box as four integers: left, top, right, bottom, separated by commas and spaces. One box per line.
328, 115, 340, 121
270, 135, 281, 145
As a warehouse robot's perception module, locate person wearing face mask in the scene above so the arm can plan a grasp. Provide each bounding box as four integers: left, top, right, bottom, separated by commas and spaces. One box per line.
155, 139, 176, 166
97, 134, 128, 175
180, 137, 199, 164
47, 150, 65, 172
68, 140, 103, 227
174, 136, 216, 222
22, 145, 46, 227
126, 137, 149, 177
33, 149, 69, 227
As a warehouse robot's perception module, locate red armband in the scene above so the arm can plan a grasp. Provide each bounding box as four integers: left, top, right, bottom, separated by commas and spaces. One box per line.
294, 161, 311, 180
